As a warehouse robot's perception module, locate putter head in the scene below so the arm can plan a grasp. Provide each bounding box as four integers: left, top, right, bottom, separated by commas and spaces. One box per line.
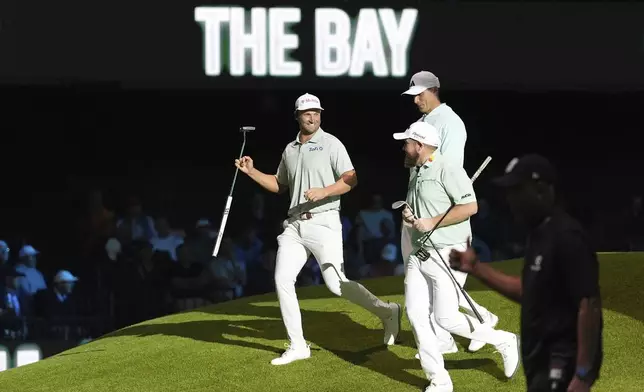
240, 126, 256, 132
391, 200, 408, 210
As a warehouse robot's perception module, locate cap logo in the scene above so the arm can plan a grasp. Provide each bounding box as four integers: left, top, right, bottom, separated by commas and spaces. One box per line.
505, 157, 519, 173
410, 80, 415, 87
411, 131, 425, 140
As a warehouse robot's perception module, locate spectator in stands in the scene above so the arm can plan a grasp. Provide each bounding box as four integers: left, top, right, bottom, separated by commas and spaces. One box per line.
150, 216, 184, 261
0, 265, 25, 337
356, 194, 395, 263
233, 225, 263, 268
0, 241, 9, 265
116, 196, 157, 243
209, 237, 246, 301
34, 270, 79, 320
341, 215, 352, 243
15, 245, 47, 295
192, 218, 216, 264
15, 245, 47, 316
343, 226, 365, 280
169, 243, 215, 311
361, 243, 404, 278
245, 248, 276, 296
133, 244, 172, 321
80, 189, 115, 260
297, 255, 321, 287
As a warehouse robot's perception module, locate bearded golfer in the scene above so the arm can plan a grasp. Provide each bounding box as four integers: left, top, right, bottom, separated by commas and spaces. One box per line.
235, 93, 402, 366
449, 155, 603, 392
395, 121, 519, 392
401, 71, 499, 354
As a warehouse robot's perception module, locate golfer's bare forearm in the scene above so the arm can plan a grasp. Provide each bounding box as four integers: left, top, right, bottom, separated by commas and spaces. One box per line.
472, 262, 522, 303
433, 203, 477, 228
324, 170, 357, 197
576, 296, 602, 369
248, 169, 287, 194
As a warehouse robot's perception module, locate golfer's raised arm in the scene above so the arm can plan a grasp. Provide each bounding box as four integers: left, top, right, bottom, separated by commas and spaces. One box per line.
237, 155, 288, 194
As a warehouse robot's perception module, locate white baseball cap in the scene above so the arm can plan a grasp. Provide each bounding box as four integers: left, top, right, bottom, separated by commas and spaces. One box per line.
402, 71, 440, 96
19, 245, 39, 258
54, 270, 79, 283
294, 93, 323, 112
393, 122, 441, 147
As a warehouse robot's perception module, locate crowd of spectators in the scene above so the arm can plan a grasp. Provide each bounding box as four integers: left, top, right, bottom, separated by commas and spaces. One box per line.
1, 189, 642, 344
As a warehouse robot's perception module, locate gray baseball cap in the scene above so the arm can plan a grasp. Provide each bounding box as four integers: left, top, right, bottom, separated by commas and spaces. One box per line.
402, 71, 440, 95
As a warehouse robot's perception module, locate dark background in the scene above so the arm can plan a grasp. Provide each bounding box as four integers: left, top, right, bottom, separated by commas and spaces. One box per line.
1, 1, 643, 91
0, 0, 642, 278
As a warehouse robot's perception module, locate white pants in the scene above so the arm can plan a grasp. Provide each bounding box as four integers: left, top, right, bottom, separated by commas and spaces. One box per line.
275, 211, 393, 347
400, 227, 492, 345
405, 244, 511, 383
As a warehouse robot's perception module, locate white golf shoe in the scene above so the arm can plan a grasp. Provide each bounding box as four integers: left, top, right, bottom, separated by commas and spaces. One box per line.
468, 312, 499, 352
415, 339, 458, 360
270, 343, 311, 365
424, 380, 453, 392
493, 333, 520, 378
383, 303, 402, 345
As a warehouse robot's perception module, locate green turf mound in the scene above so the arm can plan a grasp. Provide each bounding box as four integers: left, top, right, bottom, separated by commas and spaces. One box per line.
1, 253, 642, 392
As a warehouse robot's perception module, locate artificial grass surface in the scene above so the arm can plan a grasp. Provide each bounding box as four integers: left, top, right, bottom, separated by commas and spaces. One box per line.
1, 253, 642, 392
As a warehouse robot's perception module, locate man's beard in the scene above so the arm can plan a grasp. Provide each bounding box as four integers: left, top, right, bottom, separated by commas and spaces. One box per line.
404, 153, 417, 168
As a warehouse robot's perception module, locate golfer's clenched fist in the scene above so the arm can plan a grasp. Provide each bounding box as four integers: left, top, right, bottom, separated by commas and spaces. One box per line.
402, 206, 416, 226
235, 156, 255, 175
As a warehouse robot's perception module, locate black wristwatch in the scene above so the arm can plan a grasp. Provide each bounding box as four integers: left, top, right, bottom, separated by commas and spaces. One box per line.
575, 366, 592, 382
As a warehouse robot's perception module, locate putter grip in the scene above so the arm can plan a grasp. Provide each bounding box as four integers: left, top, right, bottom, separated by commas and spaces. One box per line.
212, 196, 233, 257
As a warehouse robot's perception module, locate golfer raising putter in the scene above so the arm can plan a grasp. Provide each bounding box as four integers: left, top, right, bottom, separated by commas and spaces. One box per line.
235, 93, 402, 366
402, 70, 499, 355
394, 121, 519, 392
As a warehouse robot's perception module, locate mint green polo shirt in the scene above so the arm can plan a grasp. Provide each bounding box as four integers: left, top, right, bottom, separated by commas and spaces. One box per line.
406, 151, 477, 248
276, 128, 354, 217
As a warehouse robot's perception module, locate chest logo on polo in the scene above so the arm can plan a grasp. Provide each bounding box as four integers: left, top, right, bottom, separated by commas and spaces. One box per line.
309, 146, 323, 152
530, 255, 543, 272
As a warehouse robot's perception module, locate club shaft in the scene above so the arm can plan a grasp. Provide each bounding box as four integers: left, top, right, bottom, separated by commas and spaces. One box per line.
228, 132, 247, 197
429, 237, 484, 323
213, 130, 249, 257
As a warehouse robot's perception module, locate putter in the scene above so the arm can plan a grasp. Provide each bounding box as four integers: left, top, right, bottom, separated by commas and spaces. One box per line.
212, 126, 256, 257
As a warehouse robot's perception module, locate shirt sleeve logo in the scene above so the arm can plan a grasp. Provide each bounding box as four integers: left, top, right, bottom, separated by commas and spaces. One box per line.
530, 255, 543, 272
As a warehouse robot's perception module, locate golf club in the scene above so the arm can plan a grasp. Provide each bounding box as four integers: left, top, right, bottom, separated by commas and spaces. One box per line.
212, 126, 255, 257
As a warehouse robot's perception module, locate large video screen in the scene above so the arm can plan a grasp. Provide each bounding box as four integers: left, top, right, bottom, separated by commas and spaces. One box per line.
1, 1, 643, 91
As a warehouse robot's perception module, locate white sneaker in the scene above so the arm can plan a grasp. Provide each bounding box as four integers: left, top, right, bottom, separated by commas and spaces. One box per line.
270, 343, 311, 365
493, 333, 520, 378
468, 312, 499, 352
415, 339, 458, 359
424, 380, 453, 392
383, 303, 402, 345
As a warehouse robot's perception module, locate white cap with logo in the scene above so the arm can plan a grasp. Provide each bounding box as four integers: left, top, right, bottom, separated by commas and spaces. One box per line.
294, 93, 324, 112
393, 122, 441, 147
54, 270, 79, 283
402, 71, 440, 96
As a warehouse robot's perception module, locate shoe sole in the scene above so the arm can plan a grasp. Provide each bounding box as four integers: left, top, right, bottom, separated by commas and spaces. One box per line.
271, 355, 311, 366
387, 303, 403, 345
468, 314, 500, 352
506, 334, 521, 379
